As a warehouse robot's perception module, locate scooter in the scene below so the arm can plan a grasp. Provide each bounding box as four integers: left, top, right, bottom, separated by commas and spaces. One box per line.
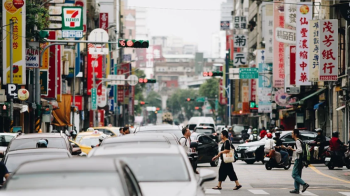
264, 152, 292, 170
308, 141, 330, 163
324, 146, 350, 170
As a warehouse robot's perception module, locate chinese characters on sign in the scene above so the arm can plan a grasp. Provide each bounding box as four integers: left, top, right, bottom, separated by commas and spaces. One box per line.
309, 21, 320, 82
234, 34, 247, 47
234, 16, 247, 29
319, 20, 338, 81
233, 53, 247, 66
295, 2, 312, 86
273, 2, 285, 87
284, 0, 297, 27
264, 4, 273, 63
257, 49, 272, 113
275, 28, 296, 44
242, 85, 249, 103
99, 13, 108, 31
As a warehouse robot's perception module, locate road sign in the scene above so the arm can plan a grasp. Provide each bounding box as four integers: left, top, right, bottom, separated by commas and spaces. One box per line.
108, 75, 125, 85
196, 97, 206, 102
239, 68, 259, 79
6, 84, 18, 99
91, 88, 97, 110
0, 89, 6, 103
127, 75, 139, 86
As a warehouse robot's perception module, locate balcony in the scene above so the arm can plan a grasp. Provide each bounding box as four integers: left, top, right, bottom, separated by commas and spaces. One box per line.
248, 27, 258, 49
248, 1, 258, 22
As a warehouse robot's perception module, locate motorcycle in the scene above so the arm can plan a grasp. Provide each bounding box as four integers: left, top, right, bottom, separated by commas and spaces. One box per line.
264, 151, 292, 170
308, 141, 330, 163
324, 145, 350, 170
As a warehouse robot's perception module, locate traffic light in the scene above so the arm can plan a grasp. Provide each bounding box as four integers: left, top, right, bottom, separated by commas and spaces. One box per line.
203, 71, 223, 77
186, 98, 194, 102
139, 78, 156, 83
156, 107, 160, 111
194, 106, 199, 110
249, 101, 258, 113
140, 101, 146, 105
118, 39, 149, 48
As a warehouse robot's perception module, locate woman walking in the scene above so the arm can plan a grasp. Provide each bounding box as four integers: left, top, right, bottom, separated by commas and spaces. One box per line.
212, 130, 242, 190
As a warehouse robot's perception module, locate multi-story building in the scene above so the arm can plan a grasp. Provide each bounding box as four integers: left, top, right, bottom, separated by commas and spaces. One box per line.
211, 31, 226, 59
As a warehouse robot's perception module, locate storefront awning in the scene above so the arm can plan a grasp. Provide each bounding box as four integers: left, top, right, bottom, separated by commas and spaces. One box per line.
313, 102, 325, 110
290, 87, 327, 105
336, 105, 346, 111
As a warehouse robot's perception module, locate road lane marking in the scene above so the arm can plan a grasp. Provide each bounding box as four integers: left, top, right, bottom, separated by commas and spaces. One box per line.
339, 192, 350, 196
300, 191, 317, 196
309, 165, 350, 184
248, 190, 269, 194
205, 189, 221, 194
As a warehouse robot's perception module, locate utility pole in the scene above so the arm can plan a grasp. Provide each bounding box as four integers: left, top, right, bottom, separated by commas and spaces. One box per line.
9, 19, 14, 132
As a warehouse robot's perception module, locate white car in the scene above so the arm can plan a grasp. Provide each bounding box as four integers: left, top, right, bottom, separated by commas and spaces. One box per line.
88, 143, 216, 196
0, 133, 18, 156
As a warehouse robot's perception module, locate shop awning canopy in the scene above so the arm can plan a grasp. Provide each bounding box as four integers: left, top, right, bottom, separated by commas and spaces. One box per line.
290, 87, 327, 105
313, 102, 325, 110
336, 105, 346, 111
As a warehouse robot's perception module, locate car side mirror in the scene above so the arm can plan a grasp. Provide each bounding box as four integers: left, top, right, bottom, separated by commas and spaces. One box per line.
190, 142, 198, 148
198, 169, 216, 186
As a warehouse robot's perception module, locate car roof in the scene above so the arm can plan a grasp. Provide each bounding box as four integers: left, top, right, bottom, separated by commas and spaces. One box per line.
138, 124, 181, 130
190, 132, 206, 137
81, 135, 101, 139
103, 134, 170, 144
6, 148, 70, 155
0, 188, 121, 196
195, 126, 214, 129
14, 133, 65, 139
91, 144, 181, 156
15, 158, 120, 174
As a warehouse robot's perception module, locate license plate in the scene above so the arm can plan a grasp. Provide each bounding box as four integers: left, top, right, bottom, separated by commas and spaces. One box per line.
237, 153, 241, 158
325, 157, 331, 162
264, 157, 270, 161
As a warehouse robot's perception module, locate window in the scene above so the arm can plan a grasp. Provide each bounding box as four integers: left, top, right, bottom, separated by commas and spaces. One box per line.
282, 134, 294, 142
301, 133, 316, 141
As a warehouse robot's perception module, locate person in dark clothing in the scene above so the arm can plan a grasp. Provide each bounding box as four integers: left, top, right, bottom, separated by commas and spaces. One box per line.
314, 129, 326, 159
329, 132, 344, 160
0, 162, 9, 185
212, 130, 242, 191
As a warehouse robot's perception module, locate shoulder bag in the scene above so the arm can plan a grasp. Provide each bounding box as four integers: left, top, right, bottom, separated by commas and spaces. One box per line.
223, 140, 235, 163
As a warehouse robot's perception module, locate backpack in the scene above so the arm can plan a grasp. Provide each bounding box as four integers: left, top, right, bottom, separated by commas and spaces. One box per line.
296, 139, 310, 168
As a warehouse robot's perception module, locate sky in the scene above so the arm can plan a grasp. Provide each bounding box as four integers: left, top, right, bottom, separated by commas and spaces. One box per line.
127, 0, 226, 56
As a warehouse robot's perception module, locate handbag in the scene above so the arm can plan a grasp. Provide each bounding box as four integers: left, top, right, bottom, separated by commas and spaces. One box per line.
223, 140, 235, 163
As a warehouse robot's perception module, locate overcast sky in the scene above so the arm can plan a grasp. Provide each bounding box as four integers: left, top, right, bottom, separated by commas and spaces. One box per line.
128, 0, 225, 56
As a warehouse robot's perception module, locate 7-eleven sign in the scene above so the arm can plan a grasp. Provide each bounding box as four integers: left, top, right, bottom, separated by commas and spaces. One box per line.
62, 7, 83, 31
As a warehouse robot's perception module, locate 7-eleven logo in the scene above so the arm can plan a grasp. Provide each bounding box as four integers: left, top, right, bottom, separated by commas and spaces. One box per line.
63, 7, 82, 29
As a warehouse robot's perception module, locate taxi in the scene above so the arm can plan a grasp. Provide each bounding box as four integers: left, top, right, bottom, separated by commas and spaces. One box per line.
75, 130, 103, 144
76, 135, 102, 154
92, 126, 120, 137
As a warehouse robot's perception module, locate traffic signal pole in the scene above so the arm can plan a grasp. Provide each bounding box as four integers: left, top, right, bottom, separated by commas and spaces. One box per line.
9, 19, 13, 132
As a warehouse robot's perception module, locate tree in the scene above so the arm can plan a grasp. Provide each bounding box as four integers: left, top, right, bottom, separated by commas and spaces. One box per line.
26, 1, 50, 41
199, 78, 220, 120
145, 91, 161, 123
166, 89, 199, 121
133, 69, 146, 115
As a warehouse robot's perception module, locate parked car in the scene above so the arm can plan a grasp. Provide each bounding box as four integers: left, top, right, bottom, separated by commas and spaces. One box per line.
231, 124, 249, 143
134, 124, 182, 139
92, 126, 120, 137
75, 130, 103, 144
134, 132, 180, 144
88, 143, 216, 196
3, 133, 73, 156
190, 132, 219, 167
3, 158, 143, 196
236, 130, 330, 164
193, 126, 218, 142
0, 133, 18, 156
100, 134, 176, 147
2, 148, 71, 173
187, 117, 216, 131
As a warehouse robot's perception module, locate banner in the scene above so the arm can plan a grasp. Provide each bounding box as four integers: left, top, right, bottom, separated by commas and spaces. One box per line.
117, 63, 130, 103
273, 2, 285, 87
87, 44, 102, 95
295, 2, 312, 86
264, 4, 273, 63
319, 20, 338, 81
285, 46, 300, 94
309, 20, 320, 82
40, 43, 49, 69
257, 49, 272, 113
2, 0, 26, 84
284, 0, 297, 27
99, 13, 108, 31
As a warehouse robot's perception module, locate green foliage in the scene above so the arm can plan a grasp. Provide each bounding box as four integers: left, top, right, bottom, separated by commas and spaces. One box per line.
199, 78, 221, 119
166, 89, 199, 121
145, 91, 161, 123
26, 1, 50, 41
134, 69, 146, 115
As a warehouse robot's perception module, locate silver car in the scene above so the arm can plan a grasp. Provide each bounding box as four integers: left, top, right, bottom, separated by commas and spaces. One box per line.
88, 143, 216, 196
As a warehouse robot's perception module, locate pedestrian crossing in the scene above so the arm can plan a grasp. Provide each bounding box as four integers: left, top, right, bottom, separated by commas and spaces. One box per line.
204, 189, 350, 195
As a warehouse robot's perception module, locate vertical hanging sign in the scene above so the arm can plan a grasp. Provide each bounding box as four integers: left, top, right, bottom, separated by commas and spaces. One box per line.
273, 2, 285, 87
295, 2, 312, 86
264, 4, 274, 63
2, 0, 26, 85
309, 20, 320, 82
319, 20, 338, 81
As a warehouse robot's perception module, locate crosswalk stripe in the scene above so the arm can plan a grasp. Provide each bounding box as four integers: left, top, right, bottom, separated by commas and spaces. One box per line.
300, 191, 317, 196
205, 189, 221, 194
248, 190, 269, 195
339, 192, 350, 196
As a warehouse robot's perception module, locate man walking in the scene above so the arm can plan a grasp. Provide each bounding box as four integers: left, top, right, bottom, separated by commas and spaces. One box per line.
180, 127, 198, 174
288, 129, 309, 194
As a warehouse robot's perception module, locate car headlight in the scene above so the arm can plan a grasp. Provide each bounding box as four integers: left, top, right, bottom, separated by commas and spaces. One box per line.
247, 146, 258, 151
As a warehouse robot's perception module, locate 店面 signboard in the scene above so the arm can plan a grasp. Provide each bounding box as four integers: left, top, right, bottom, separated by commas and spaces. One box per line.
275, 28, 296, 44
91, 88, 97, 110
233, 53, 247, 66
233, 16, 247, 29
62, 7, 83, 38
309, 20, 320, 82
26, 42, 40, 68
40, 70, 48, 96
234, 34, 247, 48
239, 68, 258, 79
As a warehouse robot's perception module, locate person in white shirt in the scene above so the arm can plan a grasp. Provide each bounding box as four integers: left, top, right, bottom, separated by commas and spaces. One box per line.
247, 126, 253, 135
179, 127, 198, 174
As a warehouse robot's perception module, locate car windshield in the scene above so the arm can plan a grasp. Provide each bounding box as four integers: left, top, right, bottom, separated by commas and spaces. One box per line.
5, 172, 124, 191
198, 123, 214, 127
233, 125, 244, 134
195, 129, 213, 134
8, 138, 66, 151
188, 124, 196, 130
102, 154, 189, 182
0, 135, 15, 147
138, 129, 182, 139
80, 138, 100, 146
5, 153, 69, 173
102, 142, 170, 148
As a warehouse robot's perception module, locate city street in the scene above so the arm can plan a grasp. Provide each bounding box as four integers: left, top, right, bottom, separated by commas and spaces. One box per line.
201, 145, 350, 196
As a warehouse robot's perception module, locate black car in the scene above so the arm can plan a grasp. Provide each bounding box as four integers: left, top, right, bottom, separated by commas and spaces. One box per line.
231, 124, 249, 143
236, 130, 330, 164
190, 132, 219, 167
193, 126, 218, 142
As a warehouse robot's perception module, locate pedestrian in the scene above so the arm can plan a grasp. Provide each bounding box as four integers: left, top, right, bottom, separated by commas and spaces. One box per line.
123, 126, 130, 135
260, 127, 267, 139
0, 162, 9, 185
212, 130, 242, 191
119, 128, 124, 136
288, 129, 309, 194
179, 127, 198, 174
247, 126, 253, 135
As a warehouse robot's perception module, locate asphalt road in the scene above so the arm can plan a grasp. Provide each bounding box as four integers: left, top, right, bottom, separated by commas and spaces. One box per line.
201, 144, 350, 196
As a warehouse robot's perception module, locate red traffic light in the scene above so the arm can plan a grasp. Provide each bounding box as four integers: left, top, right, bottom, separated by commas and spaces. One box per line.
139, 78, 144, 83
203, 72, 208, 77
156, 107, 160, 111
187, 98, 191, 102
208, 72, 213, 77
140, 101, 145, 105
195, 107, 199, 110
127, 40, 134, 47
